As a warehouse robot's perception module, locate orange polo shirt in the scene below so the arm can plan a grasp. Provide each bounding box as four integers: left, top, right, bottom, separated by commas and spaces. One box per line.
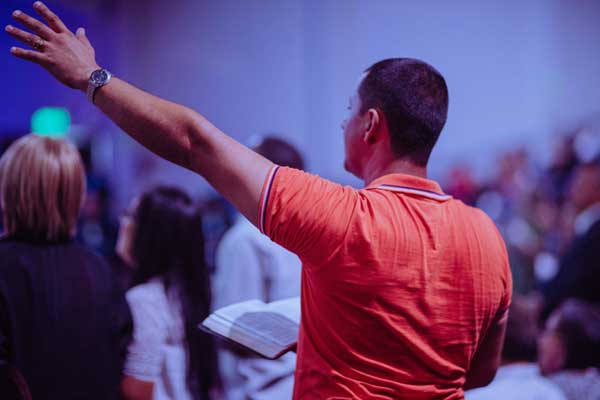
259, 167, 512, 400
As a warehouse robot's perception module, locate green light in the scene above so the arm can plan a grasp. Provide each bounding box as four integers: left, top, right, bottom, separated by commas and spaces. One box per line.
31, 107, 71, 137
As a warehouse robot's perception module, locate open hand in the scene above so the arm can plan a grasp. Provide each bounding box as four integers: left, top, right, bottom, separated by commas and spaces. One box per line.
6, 1, 100, 90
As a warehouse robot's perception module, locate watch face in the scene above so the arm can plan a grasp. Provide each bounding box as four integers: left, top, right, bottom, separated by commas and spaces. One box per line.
91, 69, 109, 85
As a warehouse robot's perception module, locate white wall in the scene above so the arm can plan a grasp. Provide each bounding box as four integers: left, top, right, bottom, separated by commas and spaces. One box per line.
108, 0, 600, 207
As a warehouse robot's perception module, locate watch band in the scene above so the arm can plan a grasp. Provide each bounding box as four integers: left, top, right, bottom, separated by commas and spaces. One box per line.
86, 69, 112, 104
86, 82, 96, 104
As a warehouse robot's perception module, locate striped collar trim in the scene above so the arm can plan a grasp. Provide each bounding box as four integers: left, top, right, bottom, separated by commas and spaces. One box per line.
366, 173, 451, 202
375, 184, 452, 201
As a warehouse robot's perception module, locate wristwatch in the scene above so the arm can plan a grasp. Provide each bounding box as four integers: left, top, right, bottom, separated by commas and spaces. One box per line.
86, 68, 112, 104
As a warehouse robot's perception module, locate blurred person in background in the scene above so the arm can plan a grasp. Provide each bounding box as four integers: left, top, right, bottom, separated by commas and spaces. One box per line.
539, 159, 600, 319
77, 142, 119, 256
445, 164, 480, 206
0, 134, 131, 399
538, 299, 600, 400
538, 135, 578, 206
213, 136, 303, 400
118, 187, 219, 400
466, 294, 565, 400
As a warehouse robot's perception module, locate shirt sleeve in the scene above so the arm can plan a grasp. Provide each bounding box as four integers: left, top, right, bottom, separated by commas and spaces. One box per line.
258, 166, 358, 266
495, 227, 513, 317
123, 287, 167, 381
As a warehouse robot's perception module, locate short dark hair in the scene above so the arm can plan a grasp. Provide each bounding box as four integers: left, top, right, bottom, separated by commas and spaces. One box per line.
553, 299, 600, 370
359, 58, 449, 166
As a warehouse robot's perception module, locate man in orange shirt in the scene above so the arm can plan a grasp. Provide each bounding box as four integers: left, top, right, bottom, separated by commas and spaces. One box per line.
7, 3, 511, 399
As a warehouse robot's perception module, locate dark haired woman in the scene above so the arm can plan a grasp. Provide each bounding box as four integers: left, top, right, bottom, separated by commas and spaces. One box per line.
118, 187, 219, 400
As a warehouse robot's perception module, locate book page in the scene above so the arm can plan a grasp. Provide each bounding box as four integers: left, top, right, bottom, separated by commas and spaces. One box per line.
265, 297, 301, 324
214, 299, 267, 322
202, 297, 301, 359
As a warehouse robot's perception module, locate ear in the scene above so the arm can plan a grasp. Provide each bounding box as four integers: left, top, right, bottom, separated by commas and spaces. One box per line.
363, 108, 380, 144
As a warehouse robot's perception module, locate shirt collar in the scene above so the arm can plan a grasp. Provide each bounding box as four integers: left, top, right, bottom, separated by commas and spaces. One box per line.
365, 173, 452, 202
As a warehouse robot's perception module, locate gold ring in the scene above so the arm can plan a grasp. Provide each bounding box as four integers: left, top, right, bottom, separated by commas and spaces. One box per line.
32, 38, 44, 51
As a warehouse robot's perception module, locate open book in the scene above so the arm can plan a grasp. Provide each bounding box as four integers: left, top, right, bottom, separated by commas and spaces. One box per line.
200, 297, 300, 359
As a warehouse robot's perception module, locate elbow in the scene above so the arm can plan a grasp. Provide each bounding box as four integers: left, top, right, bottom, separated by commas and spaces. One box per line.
464, 365, 498, 390
180, 108, 213, 172
479, 367, 498, 387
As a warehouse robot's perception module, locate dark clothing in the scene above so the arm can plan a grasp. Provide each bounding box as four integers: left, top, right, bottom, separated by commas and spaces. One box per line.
0, 238, 132, 399
541, 220, 600, 319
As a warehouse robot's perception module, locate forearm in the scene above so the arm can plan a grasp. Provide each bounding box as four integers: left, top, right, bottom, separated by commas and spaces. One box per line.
91, 78, 204, 170
90, 78, 271, 224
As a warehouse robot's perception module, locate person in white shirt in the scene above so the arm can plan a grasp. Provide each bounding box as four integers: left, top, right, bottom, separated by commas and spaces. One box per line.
213, 137, 303, 400
117, 187, 219, 400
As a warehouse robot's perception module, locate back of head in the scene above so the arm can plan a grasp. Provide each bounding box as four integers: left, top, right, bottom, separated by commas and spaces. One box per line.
540, 298, 600, 376
0, 134, 85, 242
359, 58, 449, 166
553, 299, 600, 371
131, 186, 205, 285
129, 186, 216, 397
253, 136, 305, 170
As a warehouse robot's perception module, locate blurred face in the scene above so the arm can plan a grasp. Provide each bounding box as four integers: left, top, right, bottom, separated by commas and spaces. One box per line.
342, 81, 370, 178
538, 313, 566, 375
116, 197, 138, 267
568, 165, 600, 211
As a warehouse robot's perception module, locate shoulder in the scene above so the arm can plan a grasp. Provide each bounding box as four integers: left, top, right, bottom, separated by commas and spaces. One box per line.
0, 238, 19, 260
0, 237, 31, 256
126, 279, 165, 307
0, 239, 23, 277
451, 198, 494, 222
271, 167, 358, 200
453, 200, 505, 241
61, 242, 114, 284
67, 241, 110, 265
0, 238, 108, 270
126, 279, 171, 332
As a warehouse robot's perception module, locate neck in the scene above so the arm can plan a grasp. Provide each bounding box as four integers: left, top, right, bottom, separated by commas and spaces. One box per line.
362, 157, 427, 186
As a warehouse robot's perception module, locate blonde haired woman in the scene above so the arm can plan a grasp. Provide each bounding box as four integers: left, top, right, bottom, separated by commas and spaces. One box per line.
0, 134, 131, 399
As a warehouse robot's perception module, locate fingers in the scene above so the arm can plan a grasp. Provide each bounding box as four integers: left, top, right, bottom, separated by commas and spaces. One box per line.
10, 46, 47, 64
33, 1, 69, 34
76, 27, 91, 47
5, 24, 45, 51
11, 9, 54, 39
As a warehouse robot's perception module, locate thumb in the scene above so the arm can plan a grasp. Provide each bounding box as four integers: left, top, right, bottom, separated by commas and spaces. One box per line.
76, 27, 92, 47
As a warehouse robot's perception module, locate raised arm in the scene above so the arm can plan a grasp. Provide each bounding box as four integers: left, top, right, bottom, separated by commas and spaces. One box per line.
6, 2, 272, 225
